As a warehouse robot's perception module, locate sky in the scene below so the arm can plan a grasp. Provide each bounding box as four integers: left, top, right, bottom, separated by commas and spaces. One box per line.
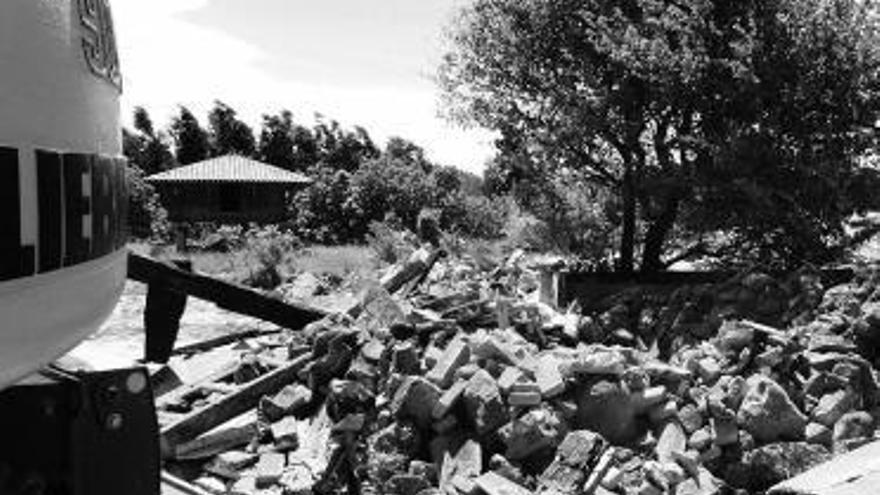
111, 0, 496, 174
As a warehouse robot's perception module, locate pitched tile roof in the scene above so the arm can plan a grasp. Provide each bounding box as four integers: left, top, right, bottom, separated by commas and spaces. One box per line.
145, 155, 311, 184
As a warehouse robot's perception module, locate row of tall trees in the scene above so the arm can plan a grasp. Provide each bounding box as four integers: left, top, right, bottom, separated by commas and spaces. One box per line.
123, 101, 383, 176
123, 102, 506, 243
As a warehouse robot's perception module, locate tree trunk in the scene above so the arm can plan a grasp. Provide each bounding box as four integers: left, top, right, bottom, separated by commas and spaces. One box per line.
641, 196, 680, 273
618, 168, 636, 273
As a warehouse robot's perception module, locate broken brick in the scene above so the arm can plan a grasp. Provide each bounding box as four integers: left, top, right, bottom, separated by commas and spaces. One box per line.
390, 376, 441, 428
432, 379, 468, 419
426, 338, 471, 388
462, 369, 509, 435
497, 366, 525, 394
255, 452, 286, 488
260, 383, 312, 422
392, 341, 421, 375
500, 407, 565, 460
270, 416, 299, 451
475, 472, 531, 495
536, 355, 566, 398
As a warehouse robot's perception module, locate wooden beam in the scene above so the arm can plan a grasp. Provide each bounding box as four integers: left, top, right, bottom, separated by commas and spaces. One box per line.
128, 252, 328, 330
171, 328, 281, 356
159, 352, 313, 458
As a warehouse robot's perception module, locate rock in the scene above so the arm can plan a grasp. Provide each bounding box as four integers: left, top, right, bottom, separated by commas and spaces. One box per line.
508, 390, 542, 407
723, 442, 830, 492
369, 423, 420, 484
426, 339, 471, 388
832, 411, 875, 450
711, 415, 739, 447
392, 342, 421, 375
255, 452, 286, 488
805, 422, 832, 446
629, 386, 668, 412
500, 407, 566, 460
260, 383, 312, 422
475, 472, 531, 495
385, 474, 431, 495
656, 422, 687, 464
489, 454, 526, 486
688, 427, 712, 451
678, 404, 705, 434
536, 355, 566, 398
497, 366, 525, 394
390, 376, 441, 428
675, 467, 726, 495
211, 450, 258, 472
462, 369, 509, 435
649, 401, 678, 424
601, 466, 623, 491
812, 388, 858, 427
568, 346, 627, 375
409, 460, 437, 482
327, 379, 375, 421
432, 379, 467, 419
270, 416, 299, 451
576, 380, 639, 445
714, 320, 754, 354
362, 339, 386, 362
193, 476, 226, 494
737, 375, 807, 443
695, 358, 722, 384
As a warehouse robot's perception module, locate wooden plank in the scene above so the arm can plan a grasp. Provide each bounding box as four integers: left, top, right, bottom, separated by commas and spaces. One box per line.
128, 252, 328, 330
171, 328, 282, 356
160, 352, 313, 458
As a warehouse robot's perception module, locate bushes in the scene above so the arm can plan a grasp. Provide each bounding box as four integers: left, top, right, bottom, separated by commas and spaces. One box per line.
290, 155, 509, 246
126, 164, 169, 240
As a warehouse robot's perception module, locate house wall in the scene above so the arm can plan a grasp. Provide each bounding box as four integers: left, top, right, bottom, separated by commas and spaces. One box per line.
155, 183, 295, 223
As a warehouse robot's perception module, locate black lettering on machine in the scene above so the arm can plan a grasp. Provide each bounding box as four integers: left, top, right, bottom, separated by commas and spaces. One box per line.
0, 146, 127, 282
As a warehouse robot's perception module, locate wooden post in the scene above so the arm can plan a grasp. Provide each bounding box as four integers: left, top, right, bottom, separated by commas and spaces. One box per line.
144, 259, 192, 364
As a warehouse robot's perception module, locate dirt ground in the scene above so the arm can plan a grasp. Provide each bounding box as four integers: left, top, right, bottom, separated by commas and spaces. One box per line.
68, 279, 362, 369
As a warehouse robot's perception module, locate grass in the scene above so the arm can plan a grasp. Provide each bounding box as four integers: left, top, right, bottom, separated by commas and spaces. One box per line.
128, 241, 380, 286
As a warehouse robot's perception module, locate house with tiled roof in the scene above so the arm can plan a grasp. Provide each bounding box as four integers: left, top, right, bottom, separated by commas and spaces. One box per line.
146, 155, 311, 223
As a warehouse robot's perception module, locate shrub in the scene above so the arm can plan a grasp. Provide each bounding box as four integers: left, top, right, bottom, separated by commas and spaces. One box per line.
441, 193, 509, 239
241, 225, 301, 289
126, 164, 169, 240
365, 217, 417, 264
291, 166, 364, 244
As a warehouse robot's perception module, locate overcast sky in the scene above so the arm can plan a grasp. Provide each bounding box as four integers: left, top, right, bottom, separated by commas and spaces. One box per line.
112, 0, 495, 173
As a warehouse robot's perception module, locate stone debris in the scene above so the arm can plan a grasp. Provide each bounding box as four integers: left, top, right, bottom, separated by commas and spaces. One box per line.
157, 253, 880, 495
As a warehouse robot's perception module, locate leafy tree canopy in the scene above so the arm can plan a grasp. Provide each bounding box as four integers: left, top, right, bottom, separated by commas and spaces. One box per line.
169, 106, 210, 166
440, 0, 880, 271
208, 100, 257, 157
126, 107, 174, 175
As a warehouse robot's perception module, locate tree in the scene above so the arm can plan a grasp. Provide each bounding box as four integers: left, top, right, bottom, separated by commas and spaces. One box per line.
127, 106, 174, 175
313, 117, 380, 172
440, 0, 880, 271
208, 100, 256, 157
259, 110, 297, 170
385, 137, 431, 172
169, 106, 210, 165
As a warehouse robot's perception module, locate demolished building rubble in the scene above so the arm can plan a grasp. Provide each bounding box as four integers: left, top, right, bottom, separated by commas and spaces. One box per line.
153, 249, 880, 495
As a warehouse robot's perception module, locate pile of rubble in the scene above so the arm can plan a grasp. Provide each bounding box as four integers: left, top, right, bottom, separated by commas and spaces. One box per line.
155, 250, 880, 495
